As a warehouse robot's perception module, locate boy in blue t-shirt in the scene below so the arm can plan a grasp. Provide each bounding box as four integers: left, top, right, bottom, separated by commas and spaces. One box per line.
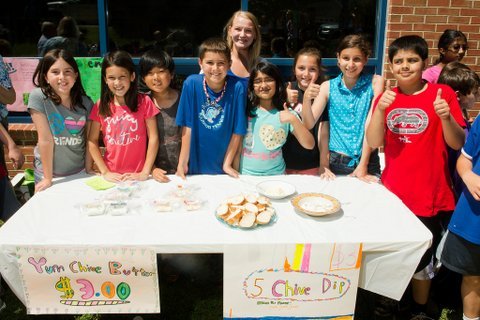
176, 38, 247, 177
440, 100, 480, 320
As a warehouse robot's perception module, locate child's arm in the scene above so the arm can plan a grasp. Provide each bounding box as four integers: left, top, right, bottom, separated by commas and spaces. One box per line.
176, 126, 191, 179
87, 121, 124, 182
434, 88, 465, 150
84, 120, 94, 174
302, 81, 329, 130
232, 138, 243, 173
281, 106, 315, 150
152, 166, 170, 183
223, 133, 243, 178
30, 110, 54, 191
0, 84, 15, 105
457, 154, 480, 200
0, 122, 24, 170
126, 117, 159, 181
351, 75, 384, 183
318, 121, 334, 180
366, 80, 396, 148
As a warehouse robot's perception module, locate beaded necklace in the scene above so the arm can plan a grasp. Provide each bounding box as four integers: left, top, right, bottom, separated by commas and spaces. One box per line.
203, 77, 227, 107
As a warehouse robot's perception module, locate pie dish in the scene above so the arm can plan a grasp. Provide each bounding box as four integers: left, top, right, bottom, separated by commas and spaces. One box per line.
291, 193, 341, 216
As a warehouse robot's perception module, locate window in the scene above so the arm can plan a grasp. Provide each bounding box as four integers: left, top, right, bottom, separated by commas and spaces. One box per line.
106, 0, 238, 57
2, 0, 99, 57
249, 0, 378, 59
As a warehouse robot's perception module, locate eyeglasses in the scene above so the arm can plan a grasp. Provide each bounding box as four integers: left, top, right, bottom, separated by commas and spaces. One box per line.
253, 78, 275, 86
448, 44, 468, 52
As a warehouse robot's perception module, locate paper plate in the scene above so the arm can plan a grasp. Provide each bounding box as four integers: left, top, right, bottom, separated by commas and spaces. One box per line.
291, 193, 341, 216
256, 180, 296, 199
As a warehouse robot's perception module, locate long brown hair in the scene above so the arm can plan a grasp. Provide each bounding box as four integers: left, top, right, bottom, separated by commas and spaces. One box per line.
99, 50, 138, 117
33, 48, 87, 111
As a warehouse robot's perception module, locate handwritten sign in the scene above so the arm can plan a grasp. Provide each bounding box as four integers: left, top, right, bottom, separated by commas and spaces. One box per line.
75, 57, 102, 103
224, 243, 362, 319
16, 246, 160, 314
4, 57, 101, 113
4, 58, 37, 112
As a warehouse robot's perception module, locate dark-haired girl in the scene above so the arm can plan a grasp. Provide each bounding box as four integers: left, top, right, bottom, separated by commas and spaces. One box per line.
28, 48, 93, 192
238, 61, 314, 175
88, 50, 159, 182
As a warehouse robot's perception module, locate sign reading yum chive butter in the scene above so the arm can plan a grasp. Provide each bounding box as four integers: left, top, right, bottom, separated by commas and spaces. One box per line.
224, 243, 362, 319
16, 246, 160, 314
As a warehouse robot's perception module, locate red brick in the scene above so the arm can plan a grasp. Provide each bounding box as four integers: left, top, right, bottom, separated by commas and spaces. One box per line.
460, 56, 476, 64
414, 24, 437, 31
467, 49, 480, 56
427, 0, 449, 5
435, 24, 459, 32
424, 32, 443, 41
437, 8, 460, 15
390, 23, 414, 31
448, 16, 468, 23
390, 0, 403, 5
471, 16, 480, 24
391, 6, 414, 14
460, 8, 480, 16
450, 0, 472, 7
459, 25, 480, 32
405, 0, 427, 4
426, 15, 448, 23
390, 15, 401, 23
403, 15, 426, 23
414, 7, 438, 14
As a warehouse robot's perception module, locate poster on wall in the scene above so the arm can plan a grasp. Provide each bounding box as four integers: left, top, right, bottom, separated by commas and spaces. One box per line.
16, 246, 160, 314
224, 243, 362, 319
3, 57, 102, 113
75, 57, 102, 103
4, 58, 37, 112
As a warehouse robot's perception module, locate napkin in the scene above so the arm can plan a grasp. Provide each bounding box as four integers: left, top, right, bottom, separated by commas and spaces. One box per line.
85, 176, 116, 190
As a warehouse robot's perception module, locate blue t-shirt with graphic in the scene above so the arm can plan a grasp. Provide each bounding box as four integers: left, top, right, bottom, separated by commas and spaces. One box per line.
240, 107, 296, 176
176, 74, 247, 174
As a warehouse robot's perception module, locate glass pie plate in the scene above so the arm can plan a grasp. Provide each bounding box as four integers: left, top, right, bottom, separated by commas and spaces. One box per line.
291, 193, 341, 216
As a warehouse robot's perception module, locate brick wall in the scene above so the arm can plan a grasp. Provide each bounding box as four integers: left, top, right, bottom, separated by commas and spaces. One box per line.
385, 0, 480, 116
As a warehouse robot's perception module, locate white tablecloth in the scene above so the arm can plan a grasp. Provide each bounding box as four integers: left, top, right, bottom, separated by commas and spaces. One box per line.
0, 174, 431, 302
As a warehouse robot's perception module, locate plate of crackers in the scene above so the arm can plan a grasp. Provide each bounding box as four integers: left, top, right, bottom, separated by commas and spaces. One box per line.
216, 193, 276, 229
291, 193, 341, 216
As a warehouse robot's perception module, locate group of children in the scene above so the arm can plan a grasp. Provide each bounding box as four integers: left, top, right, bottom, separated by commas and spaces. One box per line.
4, 20, 477, 320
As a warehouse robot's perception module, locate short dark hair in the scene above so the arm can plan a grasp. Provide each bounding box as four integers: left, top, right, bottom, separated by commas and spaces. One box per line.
198, 38, 231, 62
139, 49, 176, 91
388, 35, 428, 62
438, 62, 480, 96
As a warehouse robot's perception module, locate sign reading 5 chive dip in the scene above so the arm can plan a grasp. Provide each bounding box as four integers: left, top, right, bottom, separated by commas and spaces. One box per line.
291, 193, 341, 216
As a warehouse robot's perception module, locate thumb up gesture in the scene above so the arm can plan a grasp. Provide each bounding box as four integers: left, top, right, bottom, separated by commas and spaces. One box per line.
377, 80, 396, 111
286, 82, 299, 105
434, 88, 450, 120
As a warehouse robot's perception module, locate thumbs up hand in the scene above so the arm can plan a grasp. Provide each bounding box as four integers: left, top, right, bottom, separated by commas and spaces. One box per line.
286, 82, 299, 105
377, 80, 396, 111
434, 88, 450, 120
